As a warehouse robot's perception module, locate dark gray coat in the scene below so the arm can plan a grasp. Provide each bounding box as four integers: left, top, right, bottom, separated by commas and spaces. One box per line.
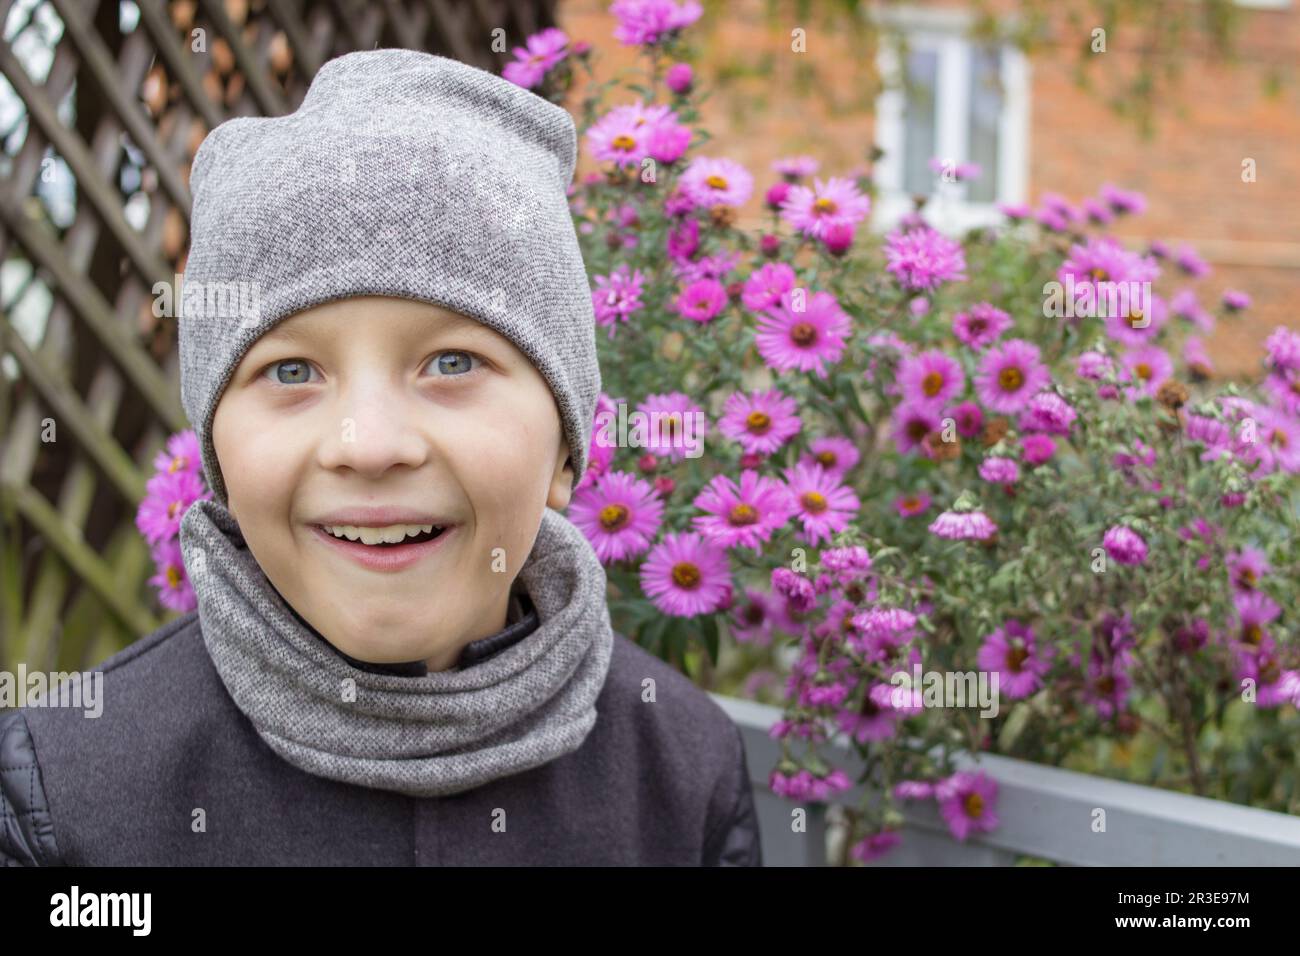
0, 610, 762, 866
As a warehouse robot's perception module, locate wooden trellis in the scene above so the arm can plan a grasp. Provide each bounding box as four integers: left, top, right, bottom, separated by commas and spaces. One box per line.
0, 0, 557, 672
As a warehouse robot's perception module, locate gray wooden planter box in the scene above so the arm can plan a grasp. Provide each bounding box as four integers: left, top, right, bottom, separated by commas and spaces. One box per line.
711, 694, 1300, 866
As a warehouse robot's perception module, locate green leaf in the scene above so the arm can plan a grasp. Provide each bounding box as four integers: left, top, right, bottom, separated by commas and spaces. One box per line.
998, 702, 1032, 751
701, 613, 720, 666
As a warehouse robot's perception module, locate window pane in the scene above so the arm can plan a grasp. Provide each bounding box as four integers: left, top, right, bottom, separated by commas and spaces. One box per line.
902, 48, 938, 196
967, 46, 1002, 204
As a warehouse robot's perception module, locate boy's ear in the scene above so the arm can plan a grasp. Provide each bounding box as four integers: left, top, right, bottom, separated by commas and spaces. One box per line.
546, 438, 575, 511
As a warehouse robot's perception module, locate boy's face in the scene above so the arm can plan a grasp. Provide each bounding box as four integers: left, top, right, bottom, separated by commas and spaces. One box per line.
211, 296, 574, 671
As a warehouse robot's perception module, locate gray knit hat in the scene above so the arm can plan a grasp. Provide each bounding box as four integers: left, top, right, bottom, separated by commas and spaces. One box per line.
179, 48, 599, 507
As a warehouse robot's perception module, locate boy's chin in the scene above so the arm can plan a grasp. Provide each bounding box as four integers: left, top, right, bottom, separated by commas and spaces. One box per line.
330, 632, 438, 665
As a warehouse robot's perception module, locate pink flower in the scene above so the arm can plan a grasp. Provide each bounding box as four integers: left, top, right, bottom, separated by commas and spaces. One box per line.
718, 388, 802, 456
741, 261, 796, 312
147, 538, 196, 612
822, 222, 856, 256
1226, 547, 1270, 596
820, 545, 873, 584
1102, 525, 1148, 566
610, 0, 703, 46
1082, 197, 1114, 226
1263, 369, 1300, 415
1020, 433, 1056, 465
679, 155, 753, 208
779, 176, 872, 240
782, 462, 860, 547
769, 767, 852, 801
1104, 294, 1168, 346
1236, 647, 1298, 709
666, 217, 699, 259
501, 27, 569, 89
894, 492, 932, 517
978, 456, 1019, 484
1173, 244, 1211, 278
975, 339, 1050, 413
799, 435, 860, 478
772, 155, 819, 180
929, 508, 998, 541
1075, 350, 1113, 381
1172, 289, 1215, 332
977, 620, 1051, 699
691, 470, 796, 551
578, 394, 620, 494
674, 277, 729, 323
754, 289, 851, 379
645, 119, 692, 163
1241, 406, 1300, 477
151, 429, 202, 477
1120, 345, 1173, 400
850, 830, 903, 863
898, 349, 966, 409
1100, 183, 1147, 215
893, 780, 935, 800
682, 250, 741, 285
1232, 591, 1281, 648
137, 469, 208, 545
664, 61, 693, 94
771, 567, 817, 613
639, 531, 731, 617
1265, 326, 1300, 374
1060, 236, 1158, 292
891, 400, 943, 455
884, 227, 967, 292
935, 771, 999, 842
1017, 391, 1077, 435
636, 392, 709, 462
1222, 289, 1251, 312
568, 470, 665, 564
591, 264, 647, 337
730, 588, 776, 646
952, 303, 1013, 351
585, 100, 680, 168
945, 400, 984, 439
837, 685, 903, 743
1084, 658, 1132, 719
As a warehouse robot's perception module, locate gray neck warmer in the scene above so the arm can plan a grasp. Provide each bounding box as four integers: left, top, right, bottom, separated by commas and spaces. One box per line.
178, 497, 615, 798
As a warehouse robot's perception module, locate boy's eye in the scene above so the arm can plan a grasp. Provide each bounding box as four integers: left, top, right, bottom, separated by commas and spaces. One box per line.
264, 359, 316, 386
424, 351, 481, 377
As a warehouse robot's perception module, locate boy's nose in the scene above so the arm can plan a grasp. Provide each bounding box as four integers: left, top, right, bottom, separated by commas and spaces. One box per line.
315, 390, 430, 480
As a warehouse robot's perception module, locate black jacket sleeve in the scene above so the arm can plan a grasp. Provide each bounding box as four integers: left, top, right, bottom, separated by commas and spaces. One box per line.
701, 722, 763, 866
0, 710, 62, 866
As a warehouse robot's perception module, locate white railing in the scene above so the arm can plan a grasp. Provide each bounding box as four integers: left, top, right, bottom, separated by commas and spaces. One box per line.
711, 694, 1300, 866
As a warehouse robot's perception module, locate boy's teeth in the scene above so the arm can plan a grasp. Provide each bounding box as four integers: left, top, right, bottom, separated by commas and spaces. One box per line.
323, 523, 437, 545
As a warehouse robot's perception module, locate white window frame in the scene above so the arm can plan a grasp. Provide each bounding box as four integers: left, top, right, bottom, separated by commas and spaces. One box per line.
872, 8, 1030, 235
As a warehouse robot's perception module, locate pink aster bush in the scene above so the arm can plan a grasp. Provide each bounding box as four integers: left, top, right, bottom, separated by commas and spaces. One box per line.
495, 11, 1299, 863
137, 429, 211, 612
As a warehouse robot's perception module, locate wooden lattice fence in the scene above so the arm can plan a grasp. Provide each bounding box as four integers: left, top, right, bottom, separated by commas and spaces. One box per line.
0, 0, 557, 672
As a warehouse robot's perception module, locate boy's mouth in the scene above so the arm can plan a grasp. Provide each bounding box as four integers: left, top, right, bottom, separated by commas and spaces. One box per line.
317, 523, 446, 547
309, 522, 457, 573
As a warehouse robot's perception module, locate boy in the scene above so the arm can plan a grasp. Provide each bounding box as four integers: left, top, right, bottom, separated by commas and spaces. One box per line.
0, 48, 761, 866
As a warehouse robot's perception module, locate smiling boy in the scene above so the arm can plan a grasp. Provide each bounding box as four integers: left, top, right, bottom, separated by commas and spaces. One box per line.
0, 48, 761, 866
